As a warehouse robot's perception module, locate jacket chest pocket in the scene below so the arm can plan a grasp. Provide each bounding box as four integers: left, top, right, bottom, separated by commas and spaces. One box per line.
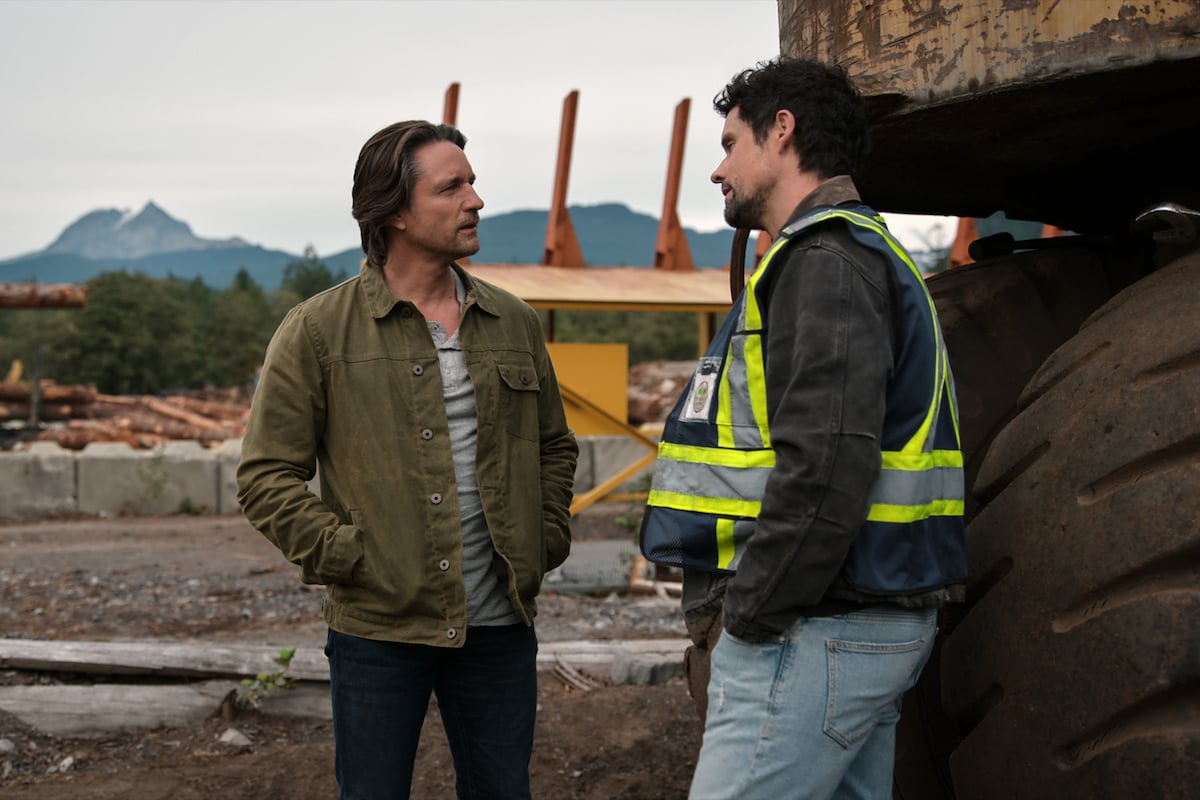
496, 358, 541, 441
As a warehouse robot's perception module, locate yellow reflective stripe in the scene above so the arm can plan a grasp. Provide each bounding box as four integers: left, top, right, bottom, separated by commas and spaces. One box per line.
743, 237, 789, 330
867, 499, 965, 523
822, 210, 925, 284
743, 331, 771, 447
909, 259, 947, 456
901, 277, 942, 456
657, 442, 776, 469
716, 338, 735, 448
880, 449, 963, 470
716, 382, 734, 448
743, 283, 763, 330
722, 233, 780, 449
805, 210, 946, 456
943, 349, 962, 445
646, 489, 762, 519
716, 518, 736, 570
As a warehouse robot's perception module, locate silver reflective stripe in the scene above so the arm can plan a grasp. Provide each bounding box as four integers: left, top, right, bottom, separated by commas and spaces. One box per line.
652, 457, 773, 501
723, 332, 763, 448
869, 465, 964, 508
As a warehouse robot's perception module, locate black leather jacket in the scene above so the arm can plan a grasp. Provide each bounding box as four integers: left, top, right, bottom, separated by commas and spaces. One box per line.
682, 176, 961, 643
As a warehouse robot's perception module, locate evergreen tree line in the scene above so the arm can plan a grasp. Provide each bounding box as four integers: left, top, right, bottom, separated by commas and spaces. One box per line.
0, 248, 702, 396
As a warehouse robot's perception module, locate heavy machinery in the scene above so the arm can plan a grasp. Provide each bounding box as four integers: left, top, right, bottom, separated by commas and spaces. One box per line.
777, 2, 1200, 798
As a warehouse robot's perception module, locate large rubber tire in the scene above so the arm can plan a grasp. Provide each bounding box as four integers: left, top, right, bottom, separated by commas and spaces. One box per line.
925, 244, 1145, 517
894, 244, 1143, 798
940, 250, 1200, 798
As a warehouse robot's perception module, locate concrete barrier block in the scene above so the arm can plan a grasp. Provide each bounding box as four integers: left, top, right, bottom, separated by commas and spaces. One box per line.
78, 441, 218, 516
0, 442, 77, 517
216, 438, 242, 514
4, 433, 665, 520
610, 652, 684, 685
573, 437, 595, 494
158, 441, 220, 514
221, 438, 321, 513
587, 435, 657, 494
308, 464, 321, 498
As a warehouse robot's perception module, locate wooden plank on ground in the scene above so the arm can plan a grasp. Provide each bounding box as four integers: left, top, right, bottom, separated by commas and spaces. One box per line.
0, 640, 331, 681
0, 682, 230, 737
0, 681, 331, 737
0, 638, 687, 682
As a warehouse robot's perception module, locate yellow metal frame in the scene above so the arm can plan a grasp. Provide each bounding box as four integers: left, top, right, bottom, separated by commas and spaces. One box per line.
560, 383, 658, 516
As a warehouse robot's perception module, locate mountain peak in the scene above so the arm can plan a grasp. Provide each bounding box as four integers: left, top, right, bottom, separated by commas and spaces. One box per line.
43, 202, 245, 260
136, 200, 171, 220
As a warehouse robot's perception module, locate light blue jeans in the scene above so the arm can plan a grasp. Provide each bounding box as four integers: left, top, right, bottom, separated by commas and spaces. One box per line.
689, 606, 937, 800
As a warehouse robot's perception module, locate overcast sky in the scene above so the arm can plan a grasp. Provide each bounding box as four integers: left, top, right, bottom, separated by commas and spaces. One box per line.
0, 0, 950, 261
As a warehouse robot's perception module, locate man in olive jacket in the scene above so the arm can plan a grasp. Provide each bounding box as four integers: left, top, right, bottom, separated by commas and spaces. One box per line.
237, 120, 577, 800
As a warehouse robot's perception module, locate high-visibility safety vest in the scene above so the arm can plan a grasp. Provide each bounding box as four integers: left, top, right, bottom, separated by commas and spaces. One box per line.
639, 205, 967, 596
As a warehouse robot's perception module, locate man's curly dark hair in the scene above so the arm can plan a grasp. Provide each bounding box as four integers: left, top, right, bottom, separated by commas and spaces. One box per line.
714, 58, 869, 179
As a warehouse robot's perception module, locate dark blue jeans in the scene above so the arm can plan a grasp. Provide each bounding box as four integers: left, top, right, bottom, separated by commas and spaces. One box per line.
324, 624, 538, 800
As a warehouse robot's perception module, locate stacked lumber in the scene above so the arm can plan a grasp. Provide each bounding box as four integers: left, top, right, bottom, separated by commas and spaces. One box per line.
0, 382, 98, 423
626, 359, 697, 425
0, 282, 87, 309
0, 381, 250, 450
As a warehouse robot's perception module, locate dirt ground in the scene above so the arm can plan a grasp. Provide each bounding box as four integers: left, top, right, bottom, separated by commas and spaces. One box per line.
0, 503, 704, 799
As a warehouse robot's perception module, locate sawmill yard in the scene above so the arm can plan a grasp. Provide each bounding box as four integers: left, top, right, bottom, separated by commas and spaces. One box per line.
0, 503, 702, 799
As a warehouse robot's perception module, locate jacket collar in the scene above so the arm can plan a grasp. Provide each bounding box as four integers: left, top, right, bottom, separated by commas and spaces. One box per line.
358, 259, 502, 319
783, 175, 863, 230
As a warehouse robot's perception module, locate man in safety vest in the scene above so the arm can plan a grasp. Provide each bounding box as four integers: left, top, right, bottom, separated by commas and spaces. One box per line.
639, 58, 967, 799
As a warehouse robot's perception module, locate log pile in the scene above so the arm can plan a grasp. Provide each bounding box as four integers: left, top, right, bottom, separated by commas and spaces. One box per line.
0, 282, 87, 309
2, 360, 696, 449
0, 382, 250, 450
626, 360, 697, 426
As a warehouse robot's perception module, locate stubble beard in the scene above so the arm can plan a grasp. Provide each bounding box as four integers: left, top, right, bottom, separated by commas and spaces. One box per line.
449, 227, 481, 260
723, 179, 774, 232
458, 233, 481, 259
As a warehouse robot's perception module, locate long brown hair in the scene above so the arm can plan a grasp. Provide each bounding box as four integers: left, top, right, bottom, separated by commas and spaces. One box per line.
351, 121, 467, 268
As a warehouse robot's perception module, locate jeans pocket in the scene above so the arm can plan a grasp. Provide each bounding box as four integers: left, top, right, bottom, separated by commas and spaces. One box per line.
822, 636, 931, 749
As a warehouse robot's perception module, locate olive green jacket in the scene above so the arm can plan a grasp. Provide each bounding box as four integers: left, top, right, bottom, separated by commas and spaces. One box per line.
236, 262, 577, 646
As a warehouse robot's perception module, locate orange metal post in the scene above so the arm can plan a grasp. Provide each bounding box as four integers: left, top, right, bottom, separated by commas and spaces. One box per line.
654, 99, 695, 270
442, 82, 460, 127
543, 91, 586, 268
754, 231, 772, 261
442, 83, 469, 265
948, 216, 979, 268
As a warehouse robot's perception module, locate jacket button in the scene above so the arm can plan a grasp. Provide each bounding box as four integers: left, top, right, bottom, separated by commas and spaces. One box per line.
421, 428, 433, 440
430, 493, 442, 505
412, 365, 424, 376
520, 373, 530, 385
439, 559, 450, 571
446, 628, 458, 640
400, 307, 413, 318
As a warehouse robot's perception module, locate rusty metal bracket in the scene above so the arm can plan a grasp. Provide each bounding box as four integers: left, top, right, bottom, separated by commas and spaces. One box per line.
543, 90, 586, 268
654, 99, 695, 271
442, 82, 460, 127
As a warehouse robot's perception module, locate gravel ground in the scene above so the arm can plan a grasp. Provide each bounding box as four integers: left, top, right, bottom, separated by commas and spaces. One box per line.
0, 502, 705, 799
0, 500, 685, 646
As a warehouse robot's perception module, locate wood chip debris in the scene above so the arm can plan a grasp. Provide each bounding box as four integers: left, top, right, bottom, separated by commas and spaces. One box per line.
551, 659, 604, 692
